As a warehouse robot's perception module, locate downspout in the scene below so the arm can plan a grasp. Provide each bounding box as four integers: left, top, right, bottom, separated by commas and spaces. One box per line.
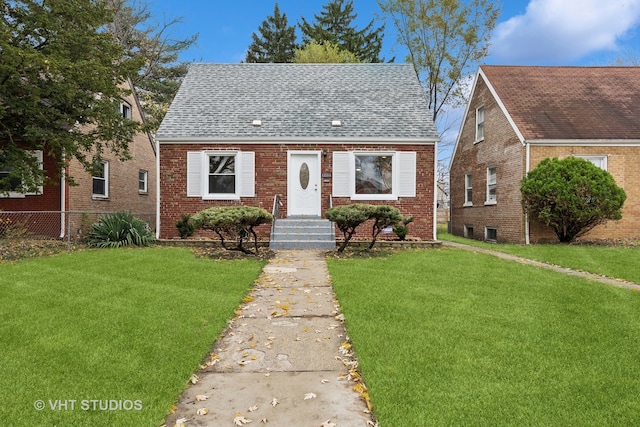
524, 141, 530, 245
59, 152, 66, 239
155, 138, 161, 239
433, 139, 438, 240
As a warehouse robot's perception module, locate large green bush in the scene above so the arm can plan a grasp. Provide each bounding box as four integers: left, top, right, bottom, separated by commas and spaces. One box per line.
191, 206, 272, 254
521, 157, 626, 243
87, 211, 155, 248
326, 204, 403, 252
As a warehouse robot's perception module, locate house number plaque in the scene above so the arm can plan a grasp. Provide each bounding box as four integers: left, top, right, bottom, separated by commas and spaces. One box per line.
299, 163, 310, 189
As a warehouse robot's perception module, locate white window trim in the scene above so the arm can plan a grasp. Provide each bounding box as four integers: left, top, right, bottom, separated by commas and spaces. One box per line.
121, 101, 132, 119
485, 166, 497, 205
475, 106, 485, 143
92, 161, 109, 198
138, 170, 148, 194
202, 150, 241, 201
0, 150, 43, 198
575, 155, 608, 170
351, 151, 398, 201
464, 173, 473, 206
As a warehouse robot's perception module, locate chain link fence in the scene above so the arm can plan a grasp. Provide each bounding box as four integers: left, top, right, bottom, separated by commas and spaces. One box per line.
0, 211, 156, 244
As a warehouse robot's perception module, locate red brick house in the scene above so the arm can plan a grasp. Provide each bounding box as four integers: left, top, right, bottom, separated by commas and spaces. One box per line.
0, 80, 156, 238
450, 65, 640, 244
156, 63, 439, 246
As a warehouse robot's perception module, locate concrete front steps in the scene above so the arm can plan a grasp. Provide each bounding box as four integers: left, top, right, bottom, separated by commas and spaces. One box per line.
269, 217, 336, 250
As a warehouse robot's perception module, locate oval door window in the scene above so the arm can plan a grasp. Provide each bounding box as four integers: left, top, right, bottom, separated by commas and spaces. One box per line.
299, 162, 310, 189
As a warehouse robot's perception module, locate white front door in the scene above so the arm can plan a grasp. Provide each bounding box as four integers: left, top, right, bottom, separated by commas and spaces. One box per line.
287, 151, 321, 216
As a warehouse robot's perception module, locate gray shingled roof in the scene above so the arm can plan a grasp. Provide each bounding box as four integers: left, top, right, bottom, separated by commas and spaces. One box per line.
156, 63, 438, 141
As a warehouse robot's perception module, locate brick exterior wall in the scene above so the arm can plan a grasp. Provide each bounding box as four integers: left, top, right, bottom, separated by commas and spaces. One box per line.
452, 75, 640, 243
159, 142, 435, 240
0, 151, 62, 212
450, 76, 527, 243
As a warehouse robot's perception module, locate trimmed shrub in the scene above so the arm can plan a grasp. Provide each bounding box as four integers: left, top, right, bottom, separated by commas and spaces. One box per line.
191, 206, 272, 255
175, 214, 195, 239
393, 216, 414, 241
368, 205, 403, 249
87, 211, 155, 248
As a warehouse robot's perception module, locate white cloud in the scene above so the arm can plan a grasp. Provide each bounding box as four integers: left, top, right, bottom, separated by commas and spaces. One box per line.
490, 0, 640, 64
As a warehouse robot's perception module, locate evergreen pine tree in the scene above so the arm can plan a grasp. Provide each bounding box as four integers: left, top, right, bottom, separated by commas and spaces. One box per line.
245, 2, 297, 63
299, 0, 386, 63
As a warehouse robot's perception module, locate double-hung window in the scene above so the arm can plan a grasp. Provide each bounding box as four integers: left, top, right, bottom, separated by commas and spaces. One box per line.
464, 173, 473, 206
92, 161, 109, 198
332, 151, 417, 200
138, 170, 148, 194
486, 166, 497, 204
208, 154, 236, 194
475, 106, 485, 142
186, 151, 255, 200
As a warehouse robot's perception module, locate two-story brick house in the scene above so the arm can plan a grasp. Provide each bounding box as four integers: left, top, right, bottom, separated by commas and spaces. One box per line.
450, 66, 640, 244
0, 80, 156, 239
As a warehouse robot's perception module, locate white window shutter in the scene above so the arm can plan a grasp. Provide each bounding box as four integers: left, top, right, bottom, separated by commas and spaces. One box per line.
186, 151, 203, 197
33, 150, 44, 195
239, 151, 255, 197
397, 152, 416, 197
332, 152, 351, 197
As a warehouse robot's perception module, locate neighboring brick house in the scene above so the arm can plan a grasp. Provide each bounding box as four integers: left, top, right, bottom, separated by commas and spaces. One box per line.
450, 65, 640, 244
0, 80, 156, 238
156, 63, 439, 241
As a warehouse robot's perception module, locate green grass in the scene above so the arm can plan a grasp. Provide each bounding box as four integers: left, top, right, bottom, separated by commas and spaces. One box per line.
328, 248, 640, 426
437, 224, 640, 284
0, 247, 265, 427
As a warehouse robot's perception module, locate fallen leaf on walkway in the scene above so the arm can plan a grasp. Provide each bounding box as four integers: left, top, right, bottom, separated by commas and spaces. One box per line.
248, 405, 258, 412
234, 413, 252, 425
261, 418, 268, 423
189, 374, 199, 384
169, 404, 177, 414
175, 417, 187, 427
321, 420, 336, 427
271, 398, 279, 407
321, 379, 329, 384
196, 394, 209, 401
304, 392, 317, 400
367, 421, 379, 426
196, 407, 209, 416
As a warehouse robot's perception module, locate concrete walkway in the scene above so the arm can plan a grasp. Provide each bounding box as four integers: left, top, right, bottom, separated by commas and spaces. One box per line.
164, 250, 374, 427
442, 240, 640, 291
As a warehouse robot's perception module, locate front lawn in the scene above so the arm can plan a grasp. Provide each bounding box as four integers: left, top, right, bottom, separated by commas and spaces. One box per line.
0, 247, 264, 427
437, 225, 640, 284
328, 248, 640, 426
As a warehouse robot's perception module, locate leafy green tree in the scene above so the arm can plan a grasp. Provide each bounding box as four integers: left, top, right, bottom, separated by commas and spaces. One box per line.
0, 0, 142, 194
106, 0, 198, 132
521, 157, 627, 243
300, 0, 386, 63
378, 0, 499, 123
293, 41, 360, 63
245, 2, 297, 63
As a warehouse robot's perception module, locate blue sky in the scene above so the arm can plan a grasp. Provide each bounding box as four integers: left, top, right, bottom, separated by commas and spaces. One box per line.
150, 0, 640, 65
